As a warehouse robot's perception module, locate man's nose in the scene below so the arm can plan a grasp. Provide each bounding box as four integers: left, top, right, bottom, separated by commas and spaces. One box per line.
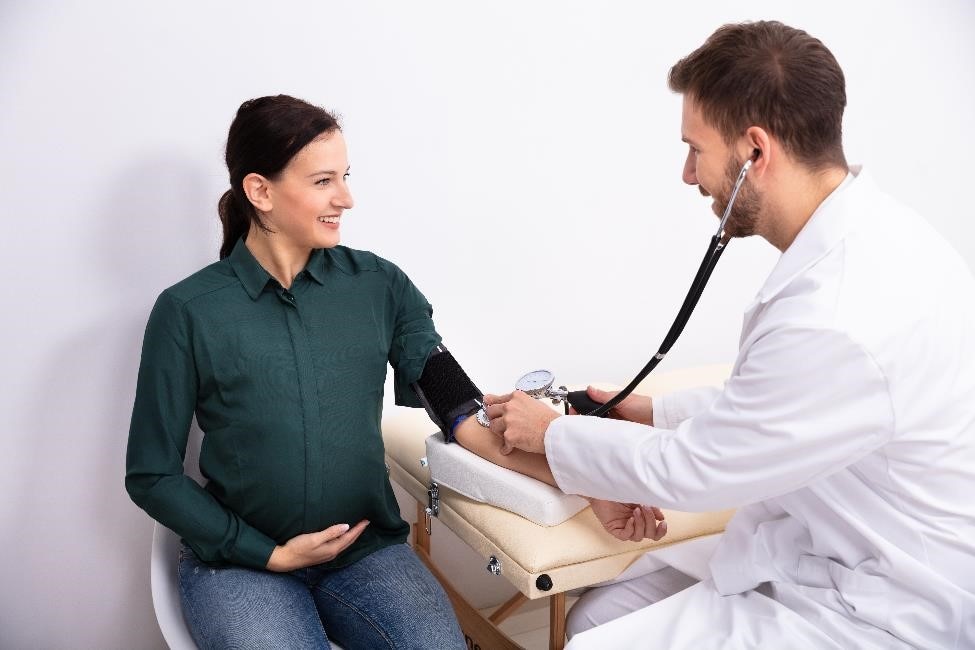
682, 151, 697, 186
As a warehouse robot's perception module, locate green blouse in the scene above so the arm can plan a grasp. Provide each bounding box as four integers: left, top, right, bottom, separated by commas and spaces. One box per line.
125, 238, 440, 569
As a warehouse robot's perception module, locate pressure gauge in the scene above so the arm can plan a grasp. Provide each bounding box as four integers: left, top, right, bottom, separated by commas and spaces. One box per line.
516, 369, 568, 403
474, 369, 571, 429
515, 369, 556, 397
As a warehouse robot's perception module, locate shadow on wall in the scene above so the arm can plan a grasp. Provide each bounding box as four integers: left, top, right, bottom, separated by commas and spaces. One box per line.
16, 155, 215, 647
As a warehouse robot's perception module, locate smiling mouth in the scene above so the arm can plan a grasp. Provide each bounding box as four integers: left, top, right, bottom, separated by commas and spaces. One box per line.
318, 216, 340, 224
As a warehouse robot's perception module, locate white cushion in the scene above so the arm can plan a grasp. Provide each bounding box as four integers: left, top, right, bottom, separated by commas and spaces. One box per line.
425, 432, 589, 526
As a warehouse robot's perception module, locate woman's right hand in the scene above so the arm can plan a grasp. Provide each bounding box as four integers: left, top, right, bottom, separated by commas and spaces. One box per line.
266, 520, 370, 572
570, 387, 654, 425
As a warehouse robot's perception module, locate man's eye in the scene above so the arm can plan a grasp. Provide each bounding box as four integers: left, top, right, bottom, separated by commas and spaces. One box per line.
343, 173, 350, 181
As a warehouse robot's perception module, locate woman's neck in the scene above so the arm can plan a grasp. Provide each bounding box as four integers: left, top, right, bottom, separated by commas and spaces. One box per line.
244, 225, 312, 290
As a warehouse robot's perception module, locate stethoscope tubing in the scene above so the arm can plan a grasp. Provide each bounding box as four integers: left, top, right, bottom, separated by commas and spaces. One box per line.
581, 234, 728, 417
579, 158, 752, 417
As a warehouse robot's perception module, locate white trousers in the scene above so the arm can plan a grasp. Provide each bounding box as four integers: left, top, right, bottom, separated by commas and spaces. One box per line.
566, 574, 843, 650
566, 565, 697, 638
565, 535, 906, 649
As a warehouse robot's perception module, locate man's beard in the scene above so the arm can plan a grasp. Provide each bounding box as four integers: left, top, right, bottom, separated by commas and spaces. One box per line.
713, 157, 761, 238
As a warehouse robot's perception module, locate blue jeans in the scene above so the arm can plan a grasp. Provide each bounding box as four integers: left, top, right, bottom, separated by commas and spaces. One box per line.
178, 542, 466, 650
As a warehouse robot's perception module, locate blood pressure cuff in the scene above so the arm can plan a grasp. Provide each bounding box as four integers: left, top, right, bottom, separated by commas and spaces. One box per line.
412, 345, 483, 443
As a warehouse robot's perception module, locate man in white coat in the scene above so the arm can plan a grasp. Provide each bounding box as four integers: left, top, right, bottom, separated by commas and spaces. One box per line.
484, 21, 975, 648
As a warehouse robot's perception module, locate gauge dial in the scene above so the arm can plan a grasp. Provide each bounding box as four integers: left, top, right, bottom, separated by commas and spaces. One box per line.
515, 369, 555, 396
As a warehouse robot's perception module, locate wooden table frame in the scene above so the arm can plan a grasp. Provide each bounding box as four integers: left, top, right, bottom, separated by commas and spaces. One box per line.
412, 503, 566, 650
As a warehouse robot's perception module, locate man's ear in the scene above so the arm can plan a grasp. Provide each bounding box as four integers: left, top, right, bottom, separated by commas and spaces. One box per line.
242, 173, 273, 212
743, 126, 772, 175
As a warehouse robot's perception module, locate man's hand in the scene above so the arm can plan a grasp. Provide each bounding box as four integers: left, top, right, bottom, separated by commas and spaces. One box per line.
483, 391, 560, 455
571, 387, 653, 425
588, 499, 667, 542
266, 520, 369, 572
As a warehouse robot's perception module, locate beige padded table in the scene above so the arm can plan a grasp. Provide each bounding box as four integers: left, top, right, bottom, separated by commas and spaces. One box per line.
382, 365, 734, 650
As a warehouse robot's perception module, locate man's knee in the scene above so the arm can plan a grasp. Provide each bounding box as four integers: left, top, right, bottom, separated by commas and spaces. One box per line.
566, 584, 638, 639
566, 567, 698, 639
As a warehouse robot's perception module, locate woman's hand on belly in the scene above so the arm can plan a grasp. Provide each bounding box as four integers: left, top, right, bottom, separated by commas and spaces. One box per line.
265, 519, 370, 572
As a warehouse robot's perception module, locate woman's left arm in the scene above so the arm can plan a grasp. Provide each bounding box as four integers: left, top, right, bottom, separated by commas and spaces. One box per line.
382, 258, 556, 485
452, 415, 556, 486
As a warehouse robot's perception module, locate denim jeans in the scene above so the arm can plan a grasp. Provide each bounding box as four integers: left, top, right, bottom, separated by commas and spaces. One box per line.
178, 542, 466, 650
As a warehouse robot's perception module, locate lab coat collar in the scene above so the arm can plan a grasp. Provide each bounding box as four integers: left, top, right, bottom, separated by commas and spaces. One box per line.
752, 165, 864, 307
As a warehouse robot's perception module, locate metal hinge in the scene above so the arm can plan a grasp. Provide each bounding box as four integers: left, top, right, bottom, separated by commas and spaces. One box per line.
486, 555, 502, 576
424, 482, 440, 535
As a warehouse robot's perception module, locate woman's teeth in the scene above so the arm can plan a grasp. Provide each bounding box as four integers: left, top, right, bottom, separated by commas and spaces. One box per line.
318, 216, 340, 223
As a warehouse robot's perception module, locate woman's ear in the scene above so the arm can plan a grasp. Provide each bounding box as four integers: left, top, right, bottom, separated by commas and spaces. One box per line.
242, 173, 273, 212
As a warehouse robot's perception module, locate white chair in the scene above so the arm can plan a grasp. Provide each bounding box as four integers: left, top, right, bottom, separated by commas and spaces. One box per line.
150, 522, 347, 650
150, 523, 199, 650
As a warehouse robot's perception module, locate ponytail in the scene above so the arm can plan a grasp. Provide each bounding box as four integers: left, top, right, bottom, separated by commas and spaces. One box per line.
218, 188, 250, 259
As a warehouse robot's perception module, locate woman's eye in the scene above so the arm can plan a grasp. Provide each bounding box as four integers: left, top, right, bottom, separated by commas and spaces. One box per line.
316, 178, 331, 186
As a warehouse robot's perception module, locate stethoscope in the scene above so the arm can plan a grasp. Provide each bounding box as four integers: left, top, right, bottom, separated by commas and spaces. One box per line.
499, 155, 755, 417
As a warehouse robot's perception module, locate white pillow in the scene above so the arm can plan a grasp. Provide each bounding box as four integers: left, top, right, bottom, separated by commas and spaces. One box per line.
424, 432, 589, 527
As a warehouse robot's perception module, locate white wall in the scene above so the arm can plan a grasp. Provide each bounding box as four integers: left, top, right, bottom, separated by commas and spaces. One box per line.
1, 1, 972, 647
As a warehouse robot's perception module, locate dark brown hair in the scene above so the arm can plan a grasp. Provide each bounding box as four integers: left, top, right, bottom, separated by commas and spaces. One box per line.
669, 21, 847, 171
218, 95, 340, 259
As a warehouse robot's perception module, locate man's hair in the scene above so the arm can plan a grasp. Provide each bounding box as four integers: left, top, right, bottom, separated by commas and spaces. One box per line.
669, 21, 847, 170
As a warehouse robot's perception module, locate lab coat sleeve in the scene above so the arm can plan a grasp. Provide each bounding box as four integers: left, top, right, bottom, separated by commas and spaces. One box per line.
545, 326, 894, 511
652, 386, 722, 429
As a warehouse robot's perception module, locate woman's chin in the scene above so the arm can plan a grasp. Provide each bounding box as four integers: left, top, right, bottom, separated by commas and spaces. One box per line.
315, 232, 341, 249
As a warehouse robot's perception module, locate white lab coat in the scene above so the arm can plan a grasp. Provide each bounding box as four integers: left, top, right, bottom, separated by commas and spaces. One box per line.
547, 167, 975, 648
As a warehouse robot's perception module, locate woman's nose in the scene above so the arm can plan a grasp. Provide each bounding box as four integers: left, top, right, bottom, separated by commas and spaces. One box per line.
335, 183, 354, 209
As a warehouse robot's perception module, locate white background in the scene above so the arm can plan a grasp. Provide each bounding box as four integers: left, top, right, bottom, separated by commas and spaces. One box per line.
1, 1, 973, 647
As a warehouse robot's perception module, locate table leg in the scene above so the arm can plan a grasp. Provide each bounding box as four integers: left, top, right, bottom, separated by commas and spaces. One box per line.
549, 592, 566, 650
489, 592, 529, 625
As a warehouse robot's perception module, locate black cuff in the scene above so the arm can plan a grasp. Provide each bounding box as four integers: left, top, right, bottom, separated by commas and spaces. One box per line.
412, 346, 483, 443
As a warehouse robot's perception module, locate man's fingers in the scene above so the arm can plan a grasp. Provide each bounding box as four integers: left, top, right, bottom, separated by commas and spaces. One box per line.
587, 386, 617, 401
650, 506, 665, 521
484, 403, 505, 419
621, 513, 635, 540
483, 393, 513, 406
653, 519, 668, 541
631, 506, 647, 541
499, 439, 514, 456
488, 416, 505, 436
